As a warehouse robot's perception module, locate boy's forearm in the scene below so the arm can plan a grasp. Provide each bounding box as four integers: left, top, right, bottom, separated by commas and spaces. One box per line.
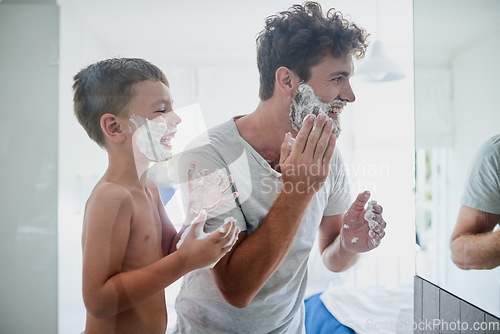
84, 252, 188, 319
169, 224, 189, 254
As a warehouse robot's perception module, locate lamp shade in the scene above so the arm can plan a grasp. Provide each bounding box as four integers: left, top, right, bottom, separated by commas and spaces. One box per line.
356, 40, 405, 82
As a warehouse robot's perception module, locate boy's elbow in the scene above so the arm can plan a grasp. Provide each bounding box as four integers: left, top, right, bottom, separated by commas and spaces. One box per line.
84, 296, 115, 319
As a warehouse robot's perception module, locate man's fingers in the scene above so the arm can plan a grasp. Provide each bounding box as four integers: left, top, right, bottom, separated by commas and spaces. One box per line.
321, 133, 336, 166
380, 220, 387, 229
369, 229, 385, 241
304, 115, 327, 156
294, 114, 316, 153
312, 117, 334, 161
371, 203, 384, 215
351, 191, 371, 211
370, 220, 384, 234
279, 132, 294, 166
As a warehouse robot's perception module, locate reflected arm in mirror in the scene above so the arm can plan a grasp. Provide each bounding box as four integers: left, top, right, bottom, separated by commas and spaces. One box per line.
450, 205, 500, 270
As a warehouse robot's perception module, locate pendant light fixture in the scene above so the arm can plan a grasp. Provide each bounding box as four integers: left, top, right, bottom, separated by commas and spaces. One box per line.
356, 0, 405, 82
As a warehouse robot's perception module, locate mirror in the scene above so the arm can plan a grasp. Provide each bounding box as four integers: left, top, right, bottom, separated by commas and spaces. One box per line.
414, 0, 500, 317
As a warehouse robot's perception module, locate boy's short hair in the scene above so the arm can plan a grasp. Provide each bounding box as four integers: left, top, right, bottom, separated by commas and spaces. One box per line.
256, 1, 369, 101
73, 58, 169, 147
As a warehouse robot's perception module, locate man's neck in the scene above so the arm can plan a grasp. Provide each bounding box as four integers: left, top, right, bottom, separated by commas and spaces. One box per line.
234, 100, 293, 169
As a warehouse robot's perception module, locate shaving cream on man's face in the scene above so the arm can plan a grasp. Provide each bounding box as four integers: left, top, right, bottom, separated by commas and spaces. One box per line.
289, 83, 344, 137
130, 115, 177, 162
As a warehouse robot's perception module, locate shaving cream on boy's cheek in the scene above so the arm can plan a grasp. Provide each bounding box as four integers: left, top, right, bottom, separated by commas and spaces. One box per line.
130, 115, 177, 162
289, 83, 344, 136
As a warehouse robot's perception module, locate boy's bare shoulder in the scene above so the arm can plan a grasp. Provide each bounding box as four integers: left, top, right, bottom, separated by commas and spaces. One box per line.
86, 181, 134, 208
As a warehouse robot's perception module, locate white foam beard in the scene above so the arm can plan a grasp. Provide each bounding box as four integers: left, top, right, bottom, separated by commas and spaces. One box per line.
289, 83, 343, 137
131, 117, 175, 162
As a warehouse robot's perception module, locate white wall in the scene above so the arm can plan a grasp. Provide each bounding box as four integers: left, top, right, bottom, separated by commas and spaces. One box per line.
0, 3, 59, 333
57, 4, 110, 332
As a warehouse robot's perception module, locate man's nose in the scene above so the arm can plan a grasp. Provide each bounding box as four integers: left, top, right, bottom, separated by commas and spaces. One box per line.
341, 81, 355, 103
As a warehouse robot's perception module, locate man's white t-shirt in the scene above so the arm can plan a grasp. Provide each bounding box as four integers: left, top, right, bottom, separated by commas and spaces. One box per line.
462, 134, 500, 214
173, 118, 351, 334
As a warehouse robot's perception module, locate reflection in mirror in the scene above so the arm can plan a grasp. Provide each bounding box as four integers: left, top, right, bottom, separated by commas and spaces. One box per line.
414, 0, 500, 317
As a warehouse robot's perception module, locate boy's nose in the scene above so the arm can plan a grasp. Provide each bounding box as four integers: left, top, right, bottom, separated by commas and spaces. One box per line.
159, 112, 181, 126
169, 111, 181, 126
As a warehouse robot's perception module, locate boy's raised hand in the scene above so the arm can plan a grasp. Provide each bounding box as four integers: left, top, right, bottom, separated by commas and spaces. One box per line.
184, 163, 238, 225
176, 213, 240, 271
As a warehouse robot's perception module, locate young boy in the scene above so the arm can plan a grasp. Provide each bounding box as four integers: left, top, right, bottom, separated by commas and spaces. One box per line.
73, 58, 239, 333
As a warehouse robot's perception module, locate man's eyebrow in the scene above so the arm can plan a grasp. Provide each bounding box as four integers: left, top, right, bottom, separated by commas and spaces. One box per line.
330, 71, 350, 78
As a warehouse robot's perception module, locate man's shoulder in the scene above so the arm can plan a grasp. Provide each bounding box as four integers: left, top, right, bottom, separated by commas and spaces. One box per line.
181, 119, 242, 160
486, 134, 500, 157
198, 119, 237, 146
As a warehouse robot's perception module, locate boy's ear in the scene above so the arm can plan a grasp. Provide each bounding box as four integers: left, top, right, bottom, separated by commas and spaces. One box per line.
100, 113, 127, 144
275, 66, 299, 100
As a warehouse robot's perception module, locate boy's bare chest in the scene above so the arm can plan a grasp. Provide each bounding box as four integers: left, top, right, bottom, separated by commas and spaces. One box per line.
123, 193, 164, 267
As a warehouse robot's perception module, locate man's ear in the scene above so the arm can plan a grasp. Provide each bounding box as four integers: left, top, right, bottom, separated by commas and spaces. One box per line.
100, 113, 127, 144
275, 66, 299, 100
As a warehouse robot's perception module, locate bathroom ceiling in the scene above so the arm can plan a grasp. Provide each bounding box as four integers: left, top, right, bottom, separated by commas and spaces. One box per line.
414, 0, 500, 65
59, 0, 500, 66
60, 0, 302, 64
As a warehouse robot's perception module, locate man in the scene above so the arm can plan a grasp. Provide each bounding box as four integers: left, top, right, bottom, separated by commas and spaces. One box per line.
174, 2, 387, 333
451, 134, 500, 270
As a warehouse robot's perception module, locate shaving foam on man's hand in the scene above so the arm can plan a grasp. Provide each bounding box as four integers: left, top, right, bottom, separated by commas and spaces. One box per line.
340, 191, 387, 252
185, 163, 238, 225
286, 132, 296, 148
364, 199, 384, 247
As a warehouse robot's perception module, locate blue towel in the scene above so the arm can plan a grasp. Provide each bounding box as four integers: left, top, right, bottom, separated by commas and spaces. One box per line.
305, 293, 355, 334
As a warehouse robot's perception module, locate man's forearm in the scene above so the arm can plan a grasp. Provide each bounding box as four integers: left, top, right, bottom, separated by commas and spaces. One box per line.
212, 191, 314, 308
450, 229, 500, 270
321, 236, 359, 272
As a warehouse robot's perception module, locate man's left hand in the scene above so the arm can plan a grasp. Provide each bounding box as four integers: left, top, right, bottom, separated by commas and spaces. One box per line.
340, 191, 386, 253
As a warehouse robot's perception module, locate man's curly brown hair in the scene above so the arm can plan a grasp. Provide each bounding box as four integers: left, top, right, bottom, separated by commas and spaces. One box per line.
256, 1, 369, 101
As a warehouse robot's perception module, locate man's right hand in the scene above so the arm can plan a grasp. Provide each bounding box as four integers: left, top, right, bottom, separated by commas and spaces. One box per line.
279, 114, 336, 197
